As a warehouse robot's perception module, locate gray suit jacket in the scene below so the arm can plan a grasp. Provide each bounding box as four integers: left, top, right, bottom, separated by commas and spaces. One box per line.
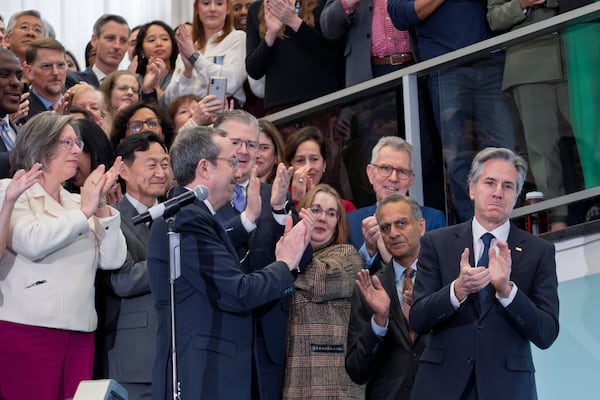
101, 197, 157, 383
321, 0, 375, 87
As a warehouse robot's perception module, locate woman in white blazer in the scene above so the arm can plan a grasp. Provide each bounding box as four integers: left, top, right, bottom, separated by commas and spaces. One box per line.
0, 112, 127, 400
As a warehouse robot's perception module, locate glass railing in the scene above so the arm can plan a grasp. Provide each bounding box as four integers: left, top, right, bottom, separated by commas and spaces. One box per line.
264, 3, 600, 233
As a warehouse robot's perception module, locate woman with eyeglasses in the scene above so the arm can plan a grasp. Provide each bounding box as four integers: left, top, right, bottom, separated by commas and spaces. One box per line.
285, 126, 356, 213
0, 112, 126, 400
99, 70, 141, 122
283, 183, 363, 399
110, 101, 175, 149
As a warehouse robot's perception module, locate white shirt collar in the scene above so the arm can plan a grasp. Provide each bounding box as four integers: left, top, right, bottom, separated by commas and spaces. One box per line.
472, 217, 510, 261
125, 192, 158, 214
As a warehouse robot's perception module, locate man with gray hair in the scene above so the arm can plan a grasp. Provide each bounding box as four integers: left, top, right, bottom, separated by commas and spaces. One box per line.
213, 110, 309, 400
147, 126, 313, 399
346, 193, 429, 399
5, 10, 46, 64
410, 147, 559, 399
347, 135, 445, 271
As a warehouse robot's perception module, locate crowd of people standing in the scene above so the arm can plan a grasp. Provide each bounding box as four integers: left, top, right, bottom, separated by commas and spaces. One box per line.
0, 1, 584, 399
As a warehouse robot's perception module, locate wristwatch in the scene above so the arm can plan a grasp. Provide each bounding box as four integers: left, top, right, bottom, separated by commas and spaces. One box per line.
188, 51, 200, 65
272, 200, 291, 215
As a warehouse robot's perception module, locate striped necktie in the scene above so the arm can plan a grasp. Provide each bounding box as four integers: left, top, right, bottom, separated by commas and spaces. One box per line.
0, 119, 15, 151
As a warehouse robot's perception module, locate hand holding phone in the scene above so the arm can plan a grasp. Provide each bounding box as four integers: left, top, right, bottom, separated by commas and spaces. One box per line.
208, 77, 227, 114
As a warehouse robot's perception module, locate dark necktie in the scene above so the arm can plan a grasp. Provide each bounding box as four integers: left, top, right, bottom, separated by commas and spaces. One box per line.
478, 232, 495, 309
232, 184, 246, 212
401, 267, 416, 342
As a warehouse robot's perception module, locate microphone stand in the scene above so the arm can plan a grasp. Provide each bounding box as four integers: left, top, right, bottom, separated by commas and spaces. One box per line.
166, 216, 182, 400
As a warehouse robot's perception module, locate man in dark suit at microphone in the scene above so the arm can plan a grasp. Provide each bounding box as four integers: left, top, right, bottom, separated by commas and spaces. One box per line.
99, 132, 171, 399
147, 126, 313, 400
214, 110, 310, 400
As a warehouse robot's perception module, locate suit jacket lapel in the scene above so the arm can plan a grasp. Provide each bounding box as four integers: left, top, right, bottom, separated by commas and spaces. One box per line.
117, 197, 150, 244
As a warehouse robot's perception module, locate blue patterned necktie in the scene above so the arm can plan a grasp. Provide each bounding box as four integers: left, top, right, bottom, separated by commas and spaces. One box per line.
233, 184, 246, 212
478, 232, 495, 309
0, 119, 15, 151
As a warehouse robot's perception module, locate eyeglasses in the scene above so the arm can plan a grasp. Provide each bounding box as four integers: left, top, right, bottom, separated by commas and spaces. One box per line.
214, 156, 239, 170
370, 163, 413, 180
58, 137, 84, 150
309, 205, 339, 219
36, 62, 67, 72
230, 139, 258, 152
127, 118, 160, 132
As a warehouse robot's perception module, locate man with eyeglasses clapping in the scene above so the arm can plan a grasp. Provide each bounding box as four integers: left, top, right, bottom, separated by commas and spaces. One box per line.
347, 136, 446, 273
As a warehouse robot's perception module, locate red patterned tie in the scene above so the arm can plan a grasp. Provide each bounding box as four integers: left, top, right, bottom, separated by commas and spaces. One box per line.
402, 267, 416, 343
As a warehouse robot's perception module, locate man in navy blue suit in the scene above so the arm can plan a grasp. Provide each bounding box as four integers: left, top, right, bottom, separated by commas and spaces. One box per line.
347, 136, 445, 271
147, 126, 313, 400
213, 110, 310, 400
410, 147, 559, 399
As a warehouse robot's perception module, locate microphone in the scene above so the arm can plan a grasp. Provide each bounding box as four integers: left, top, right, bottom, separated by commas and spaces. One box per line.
131, 185, 209, 225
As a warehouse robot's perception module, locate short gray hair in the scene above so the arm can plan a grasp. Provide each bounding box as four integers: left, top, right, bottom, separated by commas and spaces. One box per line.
170, 126, 226, 186
7, 10, 45, 35
370, 136, 413, 166
214, 110, 259, 141
468, 147, 528, 195
376, 193, 423, 222
10, 112, 79, 173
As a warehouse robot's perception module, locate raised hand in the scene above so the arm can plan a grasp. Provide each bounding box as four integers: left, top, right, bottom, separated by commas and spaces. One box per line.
270, 163, 293, 210
356, 269, 391, 327
244, 166, 262, 223
488, 240, 512, 297
4, 163, 43, 204
453, 247, 491, 301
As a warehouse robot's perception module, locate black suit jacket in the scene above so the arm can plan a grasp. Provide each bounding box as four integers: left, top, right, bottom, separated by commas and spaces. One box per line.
346, 261, 428, 400
147, 186, 295, 400
66, 67, 100, 89
100, 197, 157, 385
409, 220, 559, 400
25, 91, 51, 122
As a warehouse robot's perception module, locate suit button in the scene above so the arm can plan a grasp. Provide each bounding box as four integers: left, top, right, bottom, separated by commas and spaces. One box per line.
367, 33, 371, 39
476, 324, 483, 329
467, 358, 474, 364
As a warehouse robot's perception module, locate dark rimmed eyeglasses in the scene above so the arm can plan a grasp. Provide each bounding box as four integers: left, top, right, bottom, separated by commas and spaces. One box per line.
370, 163, 413, 180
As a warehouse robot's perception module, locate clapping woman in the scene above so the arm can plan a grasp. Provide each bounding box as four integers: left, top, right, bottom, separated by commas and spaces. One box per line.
0, 112, 127, 400
162, 0, 247, 107
283, 183, 363, 399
